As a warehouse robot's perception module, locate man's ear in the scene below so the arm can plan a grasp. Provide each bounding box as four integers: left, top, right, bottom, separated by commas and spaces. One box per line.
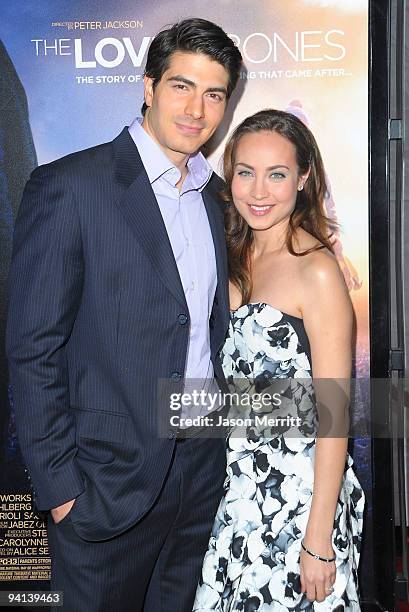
143, 75, 154, 109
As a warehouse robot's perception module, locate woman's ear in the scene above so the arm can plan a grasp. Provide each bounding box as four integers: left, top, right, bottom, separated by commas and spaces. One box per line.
298, 169, 311, 191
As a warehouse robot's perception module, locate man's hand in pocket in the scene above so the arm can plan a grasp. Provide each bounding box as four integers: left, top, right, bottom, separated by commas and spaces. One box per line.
51, 499, 75, 524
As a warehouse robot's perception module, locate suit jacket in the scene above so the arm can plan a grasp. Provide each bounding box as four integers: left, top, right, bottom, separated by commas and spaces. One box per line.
6, 128, 230, 541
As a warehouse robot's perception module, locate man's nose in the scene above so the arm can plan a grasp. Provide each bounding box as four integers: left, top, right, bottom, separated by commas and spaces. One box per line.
184, 93, 205, 119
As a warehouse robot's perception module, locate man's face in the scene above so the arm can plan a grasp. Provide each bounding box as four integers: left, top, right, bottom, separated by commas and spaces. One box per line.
142, 51, 230, 164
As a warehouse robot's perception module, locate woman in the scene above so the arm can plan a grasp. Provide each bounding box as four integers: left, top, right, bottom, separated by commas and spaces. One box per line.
193, 110, 364, 611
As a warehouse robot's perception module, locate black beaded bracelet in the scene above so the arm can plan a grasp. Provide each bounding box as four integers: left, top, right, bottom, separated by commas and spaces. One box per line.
301, 540, 336, 563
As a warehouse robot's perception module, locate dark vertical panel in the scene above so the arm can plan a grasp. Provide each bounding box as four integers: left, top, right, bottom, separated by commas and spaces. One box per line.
369, 1, 395, 610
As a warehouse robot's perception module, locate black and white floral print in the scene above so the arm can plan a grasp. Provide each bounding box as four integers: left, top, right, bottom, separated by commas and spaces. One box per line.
194, 303, 365, 612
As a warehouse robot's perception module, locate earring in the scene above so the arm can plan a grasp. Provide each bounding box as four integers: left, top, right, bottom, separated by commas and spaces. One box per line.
298, 184, 304, 191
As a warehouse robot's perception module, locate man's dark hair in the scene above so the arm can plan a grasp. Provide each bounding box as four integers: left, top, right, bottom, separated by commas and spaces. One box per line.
141, 18, 242, 115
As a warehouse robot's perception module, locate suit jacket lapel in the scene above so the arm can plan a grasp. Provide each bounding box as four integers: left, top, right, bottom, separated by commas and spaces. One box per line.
202, 180, 230, 333
112, 128, 188, 309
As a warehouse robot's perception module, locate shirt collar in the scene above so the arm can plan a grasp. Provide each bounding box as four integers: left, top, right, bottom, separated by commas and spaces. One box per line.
128, 117, 212, 192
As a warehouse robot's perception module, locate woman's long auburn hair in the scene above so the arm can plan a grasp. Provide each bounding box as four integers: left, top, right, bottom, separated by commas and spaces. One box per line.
223, 108, 335, 305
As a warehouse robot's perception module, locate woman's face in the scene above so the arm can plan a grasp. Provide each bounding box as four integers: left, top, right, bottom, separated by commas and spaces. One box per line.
231, 129, 308, 232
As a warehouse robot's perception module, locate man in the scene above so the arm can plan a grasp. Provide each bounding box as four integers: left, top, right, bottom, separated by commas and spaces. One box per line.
6, 18, 242, 611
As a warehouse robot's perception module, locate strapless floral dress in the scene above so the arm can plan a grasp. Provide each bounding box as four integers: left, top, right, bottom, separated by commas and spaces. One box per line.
193, 302, 365, 611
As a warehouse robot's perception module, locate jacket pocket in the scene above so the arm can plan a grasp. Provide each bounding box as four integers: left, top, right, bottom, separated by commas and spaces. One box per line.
73, 407, 128, 463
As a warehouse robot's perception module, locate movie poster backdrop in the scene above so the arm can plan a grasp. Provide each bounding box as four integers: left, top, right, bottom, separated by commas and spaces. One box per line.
0, 0, 371, 599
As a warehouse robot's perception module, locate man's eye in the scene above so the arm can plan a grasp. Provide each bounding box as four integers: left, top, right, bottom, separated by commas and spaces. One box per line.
174, 83, 188, 90
208, 93, 223, 102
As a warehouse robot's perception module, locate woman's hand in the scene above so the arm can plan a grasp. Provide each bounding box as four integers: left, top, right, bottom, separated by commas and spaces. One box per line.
300, 537, 336, 602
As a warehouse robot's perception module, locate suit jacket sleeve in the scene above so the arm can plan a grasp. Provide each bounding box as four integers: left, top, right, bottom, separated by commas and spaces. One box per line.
6, 164, 85, 510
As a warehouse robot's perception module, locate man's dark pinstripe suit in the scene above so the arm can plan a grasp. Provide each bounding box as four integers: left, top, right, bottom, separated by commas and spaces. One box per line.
6, 127, 230, 610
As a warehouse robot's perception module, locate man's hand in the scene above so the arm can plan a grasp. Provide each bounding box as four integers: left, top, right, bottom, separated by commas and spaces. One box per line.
51, 499, 75, 524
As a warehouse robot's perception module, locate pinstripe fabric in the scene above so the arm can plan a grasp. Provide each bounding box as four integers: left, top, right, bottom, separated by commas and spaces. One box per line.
47, 436, 226, 612
6, 128, 229, 546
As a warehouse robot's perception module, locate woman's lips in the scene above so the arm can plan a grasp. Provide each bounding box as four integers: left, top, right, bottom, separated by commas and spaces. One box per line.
248, 204, 274, 216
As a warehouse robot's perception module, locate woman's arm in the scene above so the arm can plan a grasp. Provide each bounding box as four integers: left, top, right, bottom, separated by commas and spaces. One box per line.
299, 250, 353, 602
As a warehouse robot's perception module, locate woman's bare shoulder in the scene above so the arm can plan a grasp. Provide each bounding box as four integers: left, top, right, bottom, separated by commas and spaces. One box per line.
294, 229, 342, 286
300, 247, 344, 288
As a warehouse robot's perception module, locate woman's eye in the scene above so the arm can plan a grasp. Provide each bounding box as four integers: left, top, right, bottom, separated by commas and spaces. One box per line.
237, 170, 253, 177
270, 172, 286, 180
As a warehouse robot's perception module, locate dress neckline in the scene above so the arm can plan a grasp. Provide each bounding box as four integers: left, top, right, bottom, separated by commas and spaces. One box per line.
229, 301, 303, 321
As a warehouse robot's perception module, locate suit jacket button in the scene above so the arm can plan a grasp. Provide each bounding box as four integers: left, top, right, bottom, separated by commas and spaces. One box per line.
178, 314, 188, 325
170, 371, 182, 381
168, 431, 176, 440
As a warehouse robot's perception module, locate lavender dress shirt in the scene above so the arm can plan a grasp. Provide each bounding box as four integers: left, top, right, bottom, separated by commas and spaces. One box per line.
128, 119, 218, 416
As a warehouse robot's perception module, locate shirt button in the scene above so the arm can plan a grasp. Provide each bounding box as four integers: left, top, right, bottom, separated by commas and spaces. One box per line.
170, 371, 182, 381
178, 314, 188, 325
